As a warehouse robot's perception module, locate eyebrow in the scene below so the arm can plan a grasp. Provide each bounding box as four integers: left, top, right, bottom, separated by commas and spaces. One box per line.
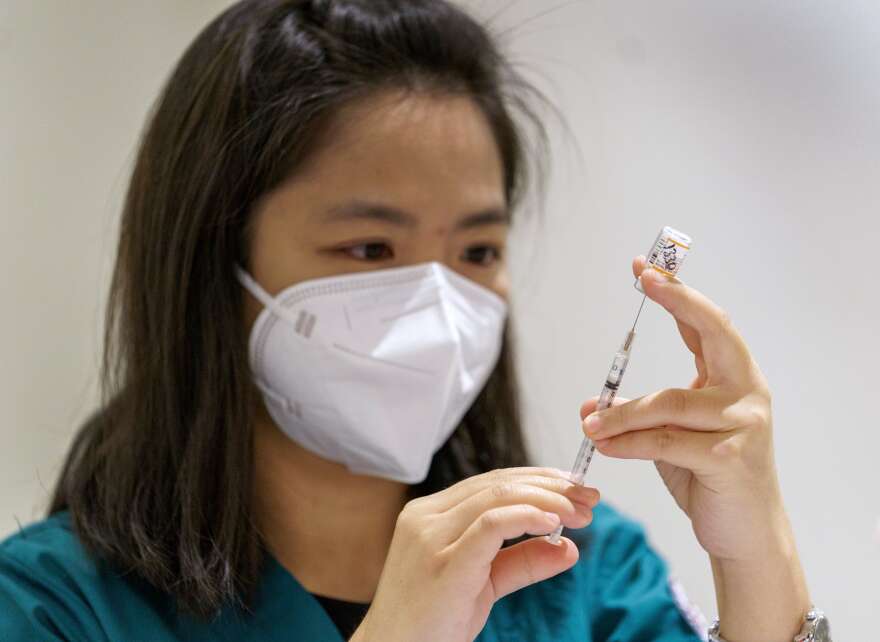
318, 200, 510, 230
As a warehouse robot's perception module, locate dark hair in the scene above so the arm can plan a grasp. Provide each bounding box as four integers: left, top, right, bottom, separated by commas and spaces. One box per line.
49, 0, 551, 618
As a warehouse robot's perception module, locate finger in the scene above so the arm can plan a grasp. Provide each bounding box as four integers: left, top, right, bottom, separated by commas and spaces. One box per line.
638, 268, 753, 384
450, 505, 567, 574
579, 395, 630, 421
633, 254, 705, 366
441, 482, 595, 542
674, 318, 704, 359
489, 536, 579, 600
593, 426, 733, 476
423, 468, 598, 514
690, 354, 708, 389
583, 386, 733, 440
632, 254, 647, 278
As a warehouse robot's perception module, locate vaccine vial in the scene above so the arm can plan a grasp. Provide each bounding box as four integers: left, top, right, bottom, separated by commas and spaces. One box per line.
634, 226, 693, 293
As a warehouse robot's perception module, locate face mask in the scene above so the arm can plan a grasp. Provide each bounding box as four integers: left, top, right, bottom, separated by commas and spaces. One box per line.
236, 261, 508, 484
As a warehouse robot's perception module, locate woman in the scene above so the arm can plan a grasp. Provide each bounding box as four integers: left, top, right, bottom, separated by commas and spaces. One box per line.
0, 1, 820, 640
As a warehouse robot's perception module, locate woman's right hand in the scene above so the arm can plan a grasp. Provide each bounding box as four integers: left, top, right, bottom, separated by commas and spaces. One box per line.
349, 467, 599, 642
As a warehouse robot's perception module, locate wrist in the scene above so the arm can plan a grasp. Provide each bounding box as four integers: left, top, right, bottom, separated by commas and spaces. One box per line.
711, 506, 795, 569
710, 606, 830, 642
713, 493, 793, 565
710, 514, 811, 642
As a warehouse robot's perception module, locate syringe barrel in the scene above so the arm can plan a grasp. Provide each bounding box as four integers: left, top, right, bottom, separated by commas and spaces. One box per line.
547, 333, 637, 545
570, 366, 621, 485
569, 437, 595, 485
601, 348, 630, 401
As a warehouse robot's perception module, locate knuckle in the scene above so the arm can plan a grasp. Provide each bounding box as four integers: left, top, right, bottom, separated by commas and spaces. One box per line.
479, 508, 502, 532
719, 403, 740, 427
397, 497, 433, 531
473, 469, 502, 484
753, 384, 773, 408
746, 404, 771, 427
491, 467, 517, 477
431, 545, 453, 575
610, 403, 627, 428
663, 388, 688, 415
731, 398, 771, 428
711, 436, 742, 461
519, 504, 544, 524
413, 520, 437, 552
395, 504, 418, 533
403, 495, 427, 512
474, 469, 502, 484
491, 482, 518, 500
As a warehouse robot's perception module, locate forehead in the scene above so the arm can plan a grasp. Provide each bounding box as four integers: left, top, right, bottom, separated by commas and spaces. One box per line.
292, 89, 507, 211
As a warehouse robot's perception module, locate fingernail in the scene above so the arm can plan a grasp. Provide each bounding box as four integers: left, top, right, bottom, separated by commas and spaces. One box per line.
575, 487, 600, 506
544, 512, 560, 525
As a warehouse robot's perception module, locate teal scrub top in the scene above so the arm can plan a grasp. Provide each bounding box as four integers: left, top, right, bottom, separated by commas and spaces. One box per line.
0, 502, 705, 641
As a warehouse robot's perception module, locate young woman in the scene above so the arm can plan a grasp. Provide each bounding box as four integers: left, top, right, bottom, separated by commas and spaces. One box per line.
0, 1, 823, 641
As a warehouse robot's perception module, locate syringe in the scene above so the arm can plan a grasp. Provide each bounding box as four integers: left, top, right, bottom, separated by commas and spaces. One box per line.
547, 294, 647, 545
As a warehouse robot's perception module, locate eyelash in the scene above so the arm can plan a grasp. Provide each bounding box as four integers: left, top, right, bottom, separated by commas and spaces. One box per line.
337, 242, 502, 266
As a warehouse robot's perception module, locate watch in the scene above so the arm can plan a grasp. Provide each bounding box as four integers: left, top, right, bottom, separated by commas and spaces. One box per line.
708, 606, 831, 642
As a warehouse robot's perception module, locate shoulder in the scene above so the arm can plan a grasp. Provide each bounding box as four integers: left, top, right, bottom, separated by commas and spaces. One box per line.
0, 510, 106, 592
0, 511, 104, 640
0, 513, 298, 642
0, 511, 94, 577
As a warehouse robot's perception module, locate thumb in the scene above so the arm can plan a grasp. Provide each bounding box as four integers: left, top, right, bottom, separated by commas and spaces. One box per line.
580, 395, 631, 421
489, 536, 578, 600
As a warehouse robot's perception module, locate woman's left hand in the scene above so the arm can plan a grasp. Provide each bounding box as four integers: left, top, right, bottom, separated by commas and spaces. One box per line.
580, 255, 787, 563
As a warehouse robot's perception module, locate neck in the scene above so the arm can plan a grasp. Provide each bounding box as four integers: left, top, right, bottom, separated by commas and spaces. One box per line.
253, 413, 408, 603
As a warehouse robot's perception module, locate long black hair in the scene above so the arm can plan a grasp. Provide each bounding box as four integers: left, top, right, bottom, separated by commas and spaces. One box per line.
49, 0, 551, 618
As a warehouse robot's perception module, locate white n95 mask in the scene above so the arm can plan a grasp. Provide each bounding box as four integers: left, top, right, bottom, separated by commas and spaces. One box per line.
236, 261, 508, 484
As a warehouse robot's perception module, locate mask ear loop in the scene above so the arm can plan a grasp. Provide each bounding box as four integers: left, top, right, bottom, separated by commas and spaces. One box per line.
235, 266, 379, 476
234, 264, 311, 337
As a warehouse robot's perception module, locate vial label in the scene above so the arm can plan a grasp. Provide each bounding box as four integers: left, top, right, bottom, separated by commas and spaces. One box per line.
647, 234, 688, 277
635, 226, 692, 292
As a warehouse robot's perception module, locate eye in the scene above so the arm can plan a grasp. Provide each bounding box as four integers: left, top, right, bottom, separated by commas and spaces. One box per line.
340, 242, 394, 261
461, 244, 502, 266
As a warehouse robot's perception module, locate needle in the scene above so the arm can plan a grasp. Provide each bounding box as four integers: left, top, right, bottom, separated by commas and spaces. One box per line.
631, 293, 647, 332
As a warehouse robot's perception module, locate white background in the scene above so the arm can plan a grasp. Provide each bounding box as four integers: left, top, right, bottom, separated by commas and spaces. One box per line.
1, 2, 877, 638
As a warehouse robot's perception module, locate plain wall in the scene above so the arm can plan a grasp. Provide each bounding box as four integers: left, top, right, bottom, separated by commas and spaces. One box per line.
2, 1, 877, 638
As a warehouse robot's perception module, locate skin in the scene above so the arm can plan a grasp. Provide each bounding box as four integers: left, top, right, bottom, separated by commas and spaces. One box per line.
244, 88, 810, 642
583, 261, 812, 641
